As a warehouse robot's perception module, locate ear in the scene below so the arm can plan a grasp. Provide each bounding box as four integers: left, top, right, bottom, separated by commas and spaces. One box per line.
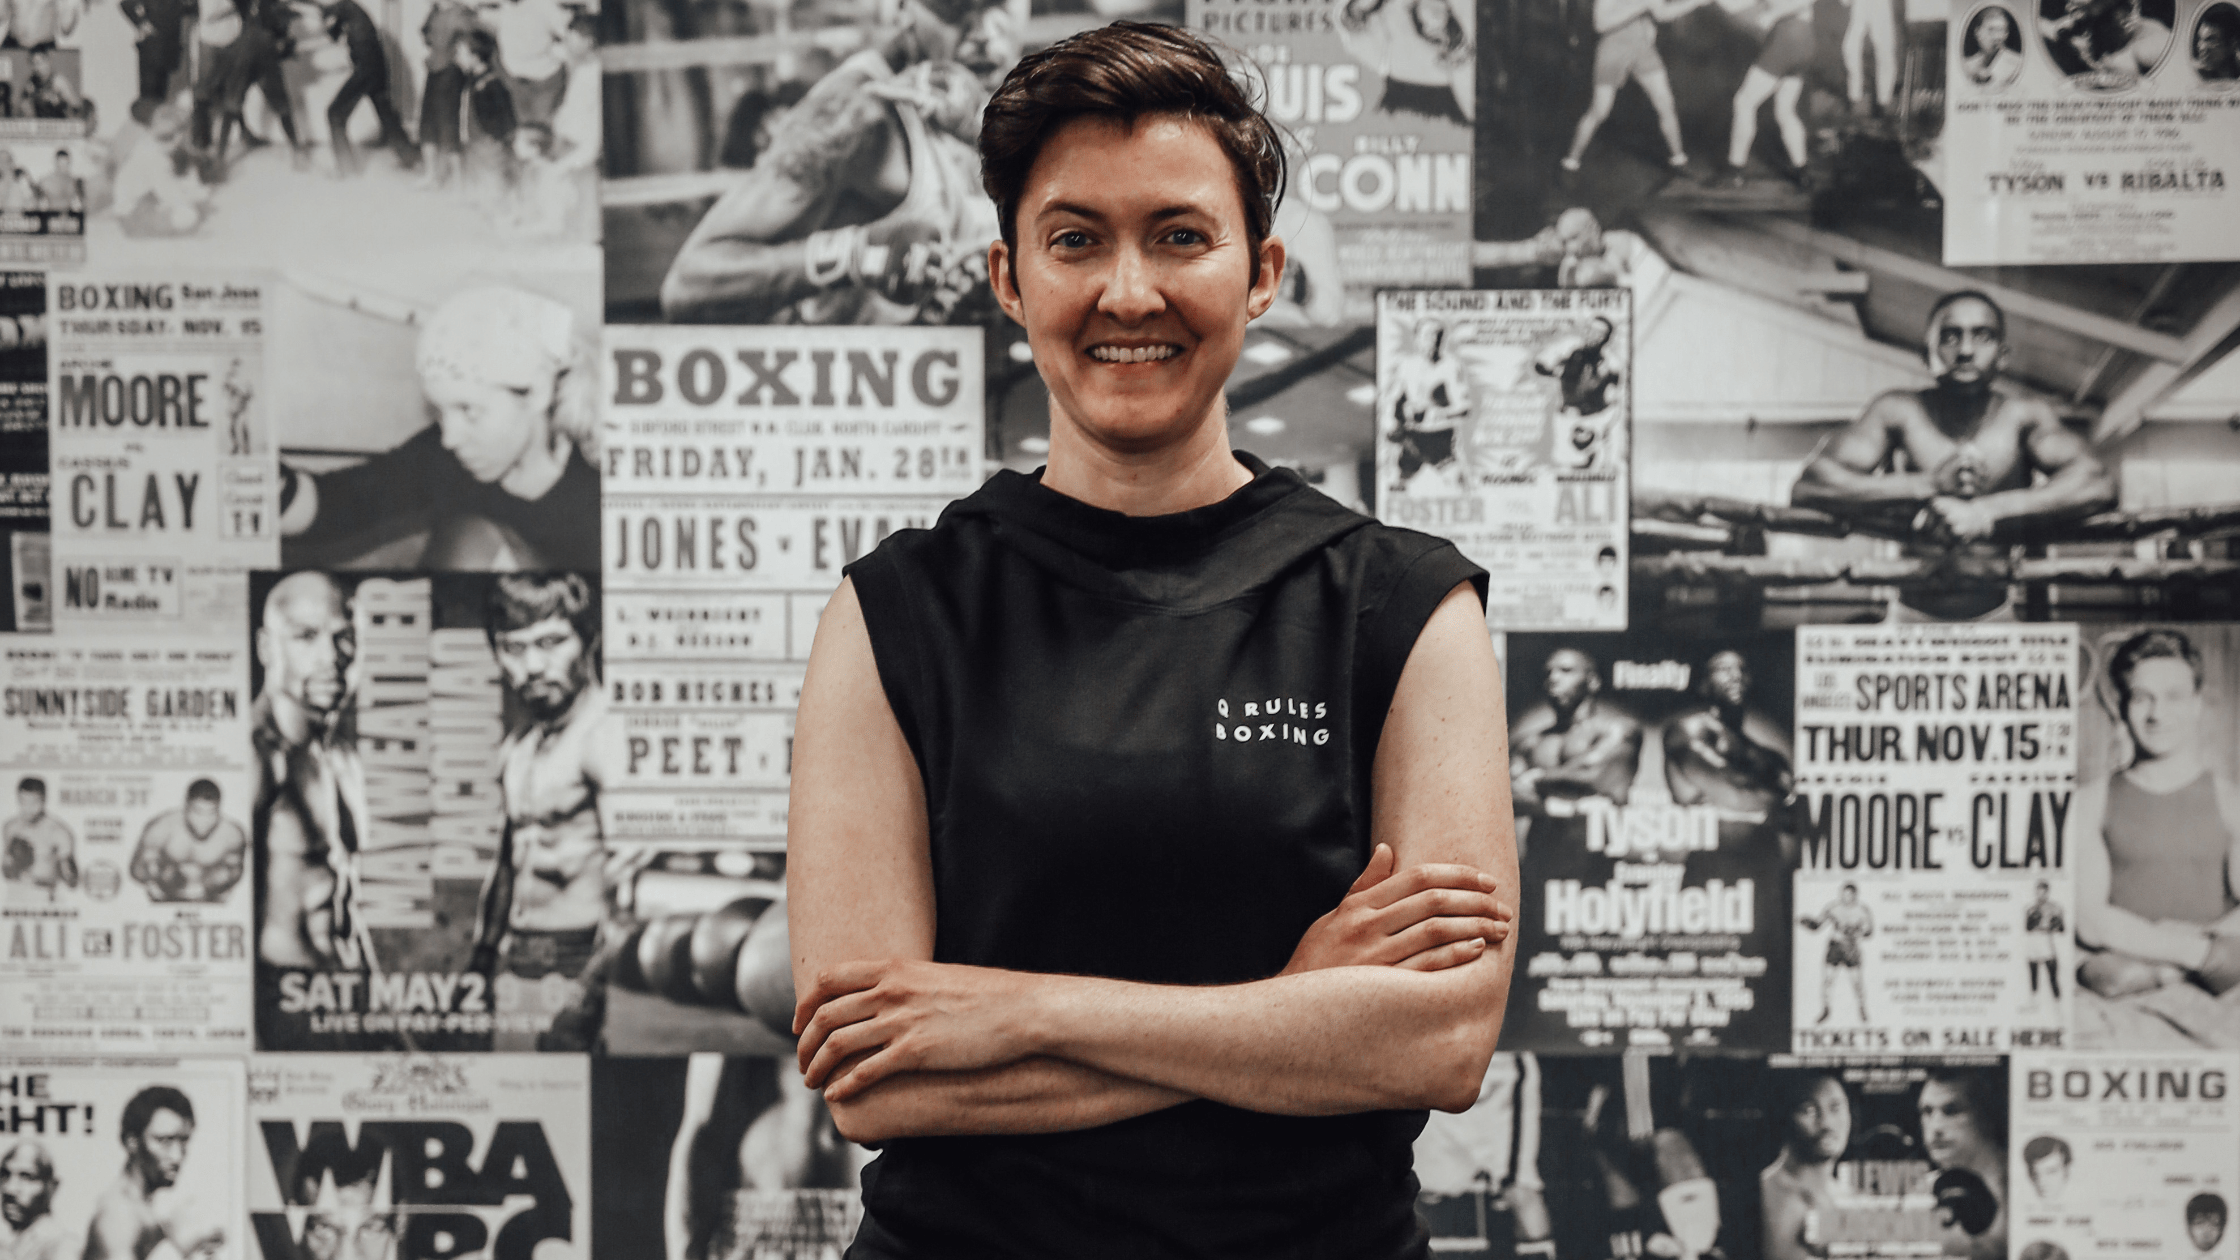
988, 238, 1025, 327
1244, 233, 1288, 322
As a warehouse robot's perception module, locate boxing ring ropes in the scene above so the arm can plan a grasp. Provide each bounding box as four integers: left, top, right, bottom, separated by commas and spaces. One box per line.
1631, 492, 2240, 591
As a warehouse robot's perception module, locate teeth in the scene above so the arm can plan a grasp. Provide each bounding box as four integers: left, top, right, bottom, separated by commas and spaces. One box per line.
1090, 345, 1179, 363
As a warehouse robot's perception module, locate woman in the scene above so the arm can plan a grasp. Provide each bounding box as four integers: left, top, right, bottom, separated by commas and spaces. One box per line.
787, 22, 1517, 1258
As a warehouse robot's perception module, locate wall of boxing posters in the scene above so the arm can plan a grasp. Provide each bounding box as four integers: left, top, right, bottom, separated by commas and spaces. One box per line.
0, 0, 2234, 1254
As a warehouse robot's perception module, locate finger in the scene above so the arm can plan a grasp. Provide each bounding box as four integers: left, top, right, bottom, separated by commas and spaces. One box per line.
823, 1039, 914, 1104
1346, 843, 1397, 896
1384, 915, 1508, 962
1361, 862, 1494, 910
791, 960, 887, 1035
1394, 936, 1490, 972
1375, 885, 1503, 932
802, 1016, 892, 1091
793, 988, 886, 1072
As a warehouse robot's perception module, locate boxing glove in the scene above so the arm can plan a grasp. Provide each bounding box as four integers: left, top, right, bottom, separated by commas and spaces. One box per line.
1932, 1167, 1999, 1236
803, 220, 947, 305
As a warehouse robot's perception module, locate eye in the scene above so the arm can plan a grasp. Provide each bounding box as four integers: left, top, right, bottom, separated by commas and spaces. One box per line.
1166, 228, 1206, 246
1053, 229, 1091, 249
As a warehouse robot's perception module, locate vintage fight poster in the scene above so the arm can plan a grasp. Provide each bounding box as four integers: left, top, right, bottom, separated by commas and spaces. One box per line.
1193, 0, 1474, 316
1377, 289, 1629, 633
0, 1056, 246, 1260
0, 47, 91, 267
1, 635, 254, 1052
2071, 623, 2240, 1051
1504, 629, 1794, 1052
1944, 0, 2240, 263
46, 273, 273, 632
597, 324, 978, 1051
1793, 624, 2079, 1056
593, 1055, 864, 1260
2011, 1052, 2240, 1260
247, 1053, 590, 1260
250, 570, 620, 1054
0, 271, 47, 632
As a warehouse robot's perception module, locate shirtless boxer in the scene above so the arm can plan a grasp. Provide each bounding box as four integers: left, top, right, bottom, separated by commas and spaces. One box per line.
1800, 883, 1873, 1023
84, 1087, 224, 1260
469, 572, 626, 1050
1511, 649, 1645, 832
1791, 291, 2116, 622
2, 779, 75, 903
1537, 317, 1623, 472
1561, 0, 1713, 176
1718, 0, 1817, 186
130, 780, 248, 904
1664, 649, 1792, 818
2047, 0, 2173, 85
659, 0, 1024, 325
253, 572, 366, 970
1385, 318, 1472, 484
0, 1142, 67, 1260
1760, 1072, 1850, 1260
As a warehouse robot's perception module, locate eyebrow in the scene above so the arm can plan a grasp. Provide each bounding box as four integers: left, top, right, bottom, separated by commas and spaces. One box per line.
1035, 201, 1212, 225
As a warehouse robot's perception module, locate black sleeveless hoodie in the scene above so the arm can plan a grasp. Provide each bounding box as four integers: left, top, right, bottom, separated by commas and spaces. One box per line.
840, 453, 1486, 1259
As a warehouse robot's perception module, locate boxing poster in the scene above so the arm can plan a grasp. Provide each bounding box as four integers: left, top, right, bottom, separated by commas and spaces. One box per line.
1192, 0, 1474, 317
1793, 624, 2079, 1056
269, 271, 603, 576
249, 570, 620, 1054
1376, 289, 1630, 632
1504, 629, 1796, 1052
47, 272, 274, 634
0, 1055, 247, 1260
2011, 1051, 2240, 1260
0, 271, 47, 633
247, 1053, 590, 1260
2070, 623, 2240, 1051
1944, 0, 2240, 263
592, 1055, 866, 1260
0, 47, 91, 267
1, 634, 255, 1053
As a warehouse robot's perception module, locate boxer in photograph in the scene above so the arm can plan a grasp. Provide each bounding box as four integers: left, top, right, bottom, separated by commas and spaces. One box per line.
1384, 317, 1471, 484
2022, 1134, 2070, 1202
130, 779, 249, 904
1919, 1070, 2007, 1260
1843, 0, 1899, 115
2023, 880, 2064, 1001
319, 0, 419, 176
1538, 317, 1623, 472
1801, 883, 1873, 1024
2190, 1194, 2228, 1253
1561, 0, 1713, 177
1664, 649, 1791, 817
470, 572, 626, 1050
1791, 291, 2115, 622
2198, 5, 2240, 79
664, 1053, 867, 1260
1761, 1072, 1850, 1260
1511, 648, 1645, 827
0, 1141, 67, 1260
253, 572, 367, 970
1718, 0, 1817, 187
2, 778, 75, 903
84, 1088, 225, 1260
2048, 0, 2173, 84
659, 0, 1025, 325
1582, 1055, 1724, 1260
2074, 628, 2240, 1001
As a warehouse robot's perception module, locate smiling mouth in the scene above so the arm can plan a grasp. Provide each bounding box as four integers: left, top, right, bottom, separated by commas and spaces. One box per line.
1089, 344, 1181, 364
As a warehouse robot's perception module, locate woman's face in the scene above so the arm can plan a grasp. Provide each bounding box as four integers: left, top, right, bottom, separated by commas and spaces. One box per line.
991, 113, 1282, 459
1919, 1079, 1991, 1169
425, 372, 553, 485
1979, 8, 2012, 46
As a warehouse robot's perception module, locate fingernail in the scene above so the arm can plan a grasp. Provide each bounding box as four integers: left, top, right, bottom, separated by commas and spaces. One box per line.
1478, 873, 1498, 890
1467, 937, 1487, 951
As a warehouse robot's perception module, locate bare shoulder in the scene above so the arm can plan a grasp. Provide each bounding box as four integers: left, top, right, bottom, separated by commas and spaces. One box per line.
1865, 388, 1932, 428
1993, 383, 2061, 428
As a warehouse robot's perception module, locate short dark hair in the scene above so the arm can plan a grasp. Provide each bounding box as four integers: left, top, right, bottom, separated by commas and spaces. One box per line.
2204, 4, 2240, 41
2191, 1192, 2229, 1224
16, 776, 42, 796
1774, 1070, 1847, 1123
1927, 289, 2008, 342
185, 779, 221, 804
1922, 1068, 2006, 1148
487, 572, 598, 653
980, 22, 1286, 285
2110, 628, 2204, 711
121, 1086, 194, 1143
2022, 1134, 2071, 1167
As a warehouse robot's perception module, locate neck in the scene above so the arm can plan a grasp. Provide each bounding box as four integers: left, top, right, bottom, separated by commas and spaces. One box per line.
499, 432, 571, 501
2127, 748, 2203, 789
1039, 409, 1251, 517
1779, 1148, 1836, 1177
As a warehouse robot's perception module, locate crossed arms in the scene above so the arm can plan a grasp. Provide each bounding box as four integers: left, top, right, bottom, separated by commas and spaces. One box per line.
787, 579, 1518, 1144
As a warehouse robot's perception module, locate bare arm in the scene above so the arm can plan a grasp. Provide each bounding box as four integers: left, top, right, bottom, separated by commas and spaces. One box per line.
1762, 1177, 1818, 1260
2073, 781, 2216, 966
799, 583, 1515, 1122
1662, 715, 1721, 804
1534, 714, 1643, 799
1790, 395, 1936, 514
1967, 406, 2115, 530
81, 1196, 136, 1260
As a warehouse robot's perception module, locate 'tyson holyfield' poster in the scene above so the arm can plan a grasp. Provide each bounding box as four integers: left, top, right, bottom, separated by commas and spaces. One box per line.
2010, 1051, 2240, 1260
3, 634, 254, 1052
1793, 624, 2079, 1055
1944, 0, 2240, 263
1505, 629, 1794, 1052
0, 1055, 246, 1260
1377, 289, 1630, 633
1191, 0, 1474, 319
247, 1054, 590, 1260
47, 273, 274, 633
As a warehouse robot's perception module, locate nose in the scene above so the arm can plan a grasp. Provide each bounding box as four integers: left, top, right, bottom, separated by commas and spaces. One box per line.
1098, 241, 1166, 324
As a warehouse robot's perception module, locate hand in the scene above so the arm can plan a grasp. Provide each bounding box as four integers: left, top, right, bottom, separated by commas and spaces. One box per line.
1917, 495, 1997, 543
1278, 844, 1512, 976
793, 959, 1043, 1101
